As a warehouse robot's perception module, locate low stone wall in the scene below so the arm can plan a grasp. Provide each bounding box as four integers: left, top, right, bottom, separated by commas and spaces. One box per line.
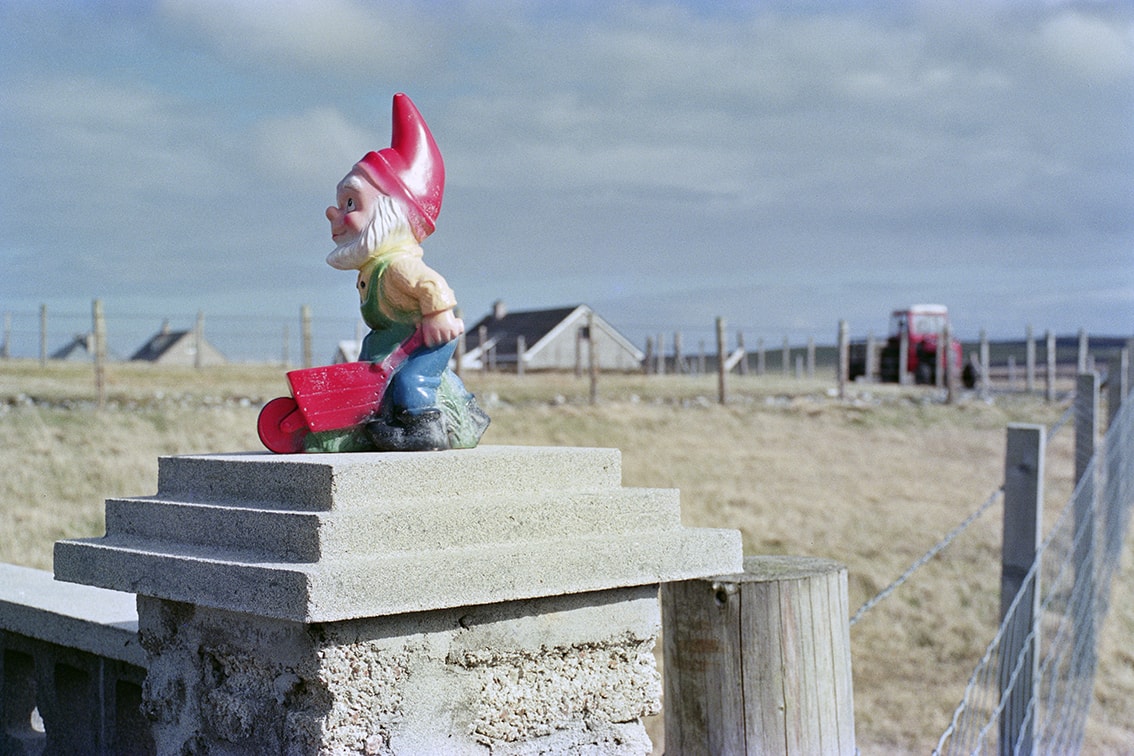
0, 563, 153, 755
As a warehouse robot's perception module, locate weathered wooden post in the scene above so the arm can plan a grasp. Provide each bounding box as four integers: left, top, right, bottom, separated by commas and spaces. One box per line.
674, 331, 684, 375
837, 320, 849, 399
898, 320, 910, 386
300, 305, 313, 369
944, 322, 957, 404
864, 331, 876, 383
1106, 348, 1130, 429
979, 328, 991, 398
40, 304, 48, 367
1077, 329, 1089, 373
91, 299, 107, 410
662, 556, 855, 755
1045, 330, 1057, 402
481, 324, 491, 377
999, 424, 1045, 756
193, 311, 205, 370
1074, 371, 1099, 674
644, 336, 654, 375
588, 311, 598, 405
716, 316, 727, 405
1105, 348, 1131, 564
936, 325, 947, 389
1025, 324, 1036, 393
737, 331, 748, 375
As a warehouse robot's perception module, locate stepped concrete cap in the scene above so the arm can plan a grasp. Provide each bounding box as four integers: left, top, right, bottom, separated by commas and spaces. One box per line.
54, 446, 743, 622
0, 563, 143, 666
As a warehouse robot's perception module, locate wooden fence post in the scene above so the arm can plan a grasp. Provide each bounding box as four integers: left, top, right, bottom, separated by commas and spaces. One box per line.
1106, 348, 1131, 564
716, 317, 726, 405
661, 556, 855, 755
92, 299, 107, 410
1025, 325, 1036, 393
944, 322, 957, 404
1074, 372, 1099, 673
194, 311, 205, 369
865, 331, 876, 383
737, 331, 748, 376
1045, 330, 1057, 402
300, 305, 313, 369
936, 325, 947, 389
837, 320, 849, 399
979, 329, 991, 398
40, 304, 48, 367
588, 311, 598, 405
657, 332, 665, 375
1106, 348, 1130, 430
999, 423, 1045, 756
674, 331, 684, 375
1077, 329, 1089, 373
898, 321, 910, 385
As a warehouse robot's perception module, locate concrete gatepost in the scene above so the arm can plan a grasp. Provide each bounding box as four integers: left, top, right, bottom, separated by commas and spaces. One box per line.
54, 446, 742, 754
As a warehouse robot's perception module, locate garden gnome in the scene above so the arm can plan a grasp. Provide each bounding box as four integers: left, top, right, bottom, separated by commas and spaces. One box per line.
325, 93, 488, 451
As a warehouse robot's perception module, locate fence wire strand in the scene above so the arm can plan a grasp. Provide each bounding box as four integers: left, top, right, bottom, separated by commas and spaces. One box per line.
933, 388, 1134, 755
850, 400, 1075, 630
849, 486, 1003, 627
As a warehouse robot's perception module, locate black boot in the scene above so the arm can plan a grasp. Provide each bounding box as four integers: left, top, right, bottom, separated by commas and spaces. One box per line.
367, 408, 449, 452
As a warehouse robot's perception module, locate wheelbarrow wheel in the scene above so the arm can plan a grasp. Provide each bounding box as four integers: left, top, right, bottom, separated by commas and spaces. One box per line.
258, 396, 309, 453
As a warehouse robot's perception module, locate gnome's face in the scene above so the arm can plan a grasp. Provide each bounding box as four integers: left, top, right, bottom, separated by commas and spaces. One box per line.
327, 171, 380, 249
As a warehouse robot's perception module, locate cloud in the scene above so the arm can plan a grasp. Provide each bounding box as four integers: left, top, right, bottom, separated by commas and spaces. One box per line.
252, 107, 376, 186
1038, 9, 1134, 83
157, 0, 435, 75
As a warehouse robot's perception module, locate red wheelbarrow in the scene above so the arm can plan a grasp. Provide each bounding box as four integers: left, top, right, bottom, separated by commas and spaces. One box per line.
257, 329, 424, 453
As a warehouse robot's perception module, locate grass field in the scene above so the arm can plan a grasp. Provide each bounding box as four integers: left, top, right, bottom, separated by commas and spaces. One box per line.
1, 360, 1131, 753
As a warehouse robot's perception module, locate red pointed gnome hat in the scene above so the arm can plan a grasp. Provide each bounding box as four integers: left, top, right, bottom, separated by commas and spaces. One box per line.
354, 93, 444, 240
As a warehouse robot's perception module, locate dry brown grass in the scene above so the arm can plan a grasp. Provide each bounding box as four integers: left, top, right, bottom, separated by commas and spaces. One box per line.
1, 360, 1130, 752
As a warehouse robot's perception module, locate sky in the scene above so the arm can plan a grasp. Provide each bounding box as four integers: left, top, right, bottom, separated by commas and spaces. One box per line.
1, 0, 1132, 361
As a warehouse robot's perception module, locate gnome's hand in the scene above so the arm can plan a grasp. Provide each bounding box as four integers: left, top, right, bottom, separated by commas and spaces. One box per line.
422, 309, 465, 347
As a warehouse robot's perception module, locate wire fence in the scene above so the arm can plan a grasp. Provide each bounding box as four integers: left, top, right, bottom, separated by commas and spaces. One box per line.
933, 385, 1133, 754
0, 306, 361, 366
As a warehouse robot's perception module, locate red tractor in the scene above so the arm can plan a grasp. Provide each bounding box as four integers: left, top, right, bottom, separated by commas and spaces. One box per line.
851, 304, 966, 385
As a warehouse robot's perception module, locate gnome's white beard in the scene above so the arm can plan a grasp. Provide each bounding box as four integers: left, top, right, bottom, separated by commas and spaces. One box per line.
326, 193, 413, 271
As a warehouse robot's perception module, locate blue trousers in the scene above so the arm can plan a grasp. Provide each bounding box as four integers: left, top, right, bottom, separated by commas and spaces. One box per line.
389, 338, 464, 415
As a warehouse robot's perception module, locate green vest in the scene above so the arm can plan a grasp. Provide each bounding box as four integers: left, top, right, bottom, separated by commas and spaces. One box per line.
359, 255, 415, 361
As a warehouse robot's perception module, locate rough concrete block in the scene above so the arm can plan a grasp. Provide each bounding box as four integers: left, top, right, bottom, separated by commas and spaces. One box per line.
137, 586, 662, 755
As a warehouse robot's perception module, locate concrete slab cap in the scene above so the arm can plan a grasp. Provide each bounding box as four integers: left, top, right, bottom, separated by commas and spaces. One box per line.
54, 446, 744, 622
154, 446, 624, 510
0, 563, 143, 666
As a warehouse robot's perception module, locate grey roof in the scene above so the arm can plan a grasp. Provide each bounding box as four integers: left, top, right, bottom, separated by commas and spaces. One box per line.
130, 330, 191, 361
466, 306, 582, 358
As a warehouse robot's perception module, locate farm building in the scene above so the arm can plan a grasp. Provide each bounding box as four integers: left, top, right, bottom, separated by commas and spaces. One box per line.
130, 322, 226, 366
464, 302, 644, 372
50, 333, 96, 361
